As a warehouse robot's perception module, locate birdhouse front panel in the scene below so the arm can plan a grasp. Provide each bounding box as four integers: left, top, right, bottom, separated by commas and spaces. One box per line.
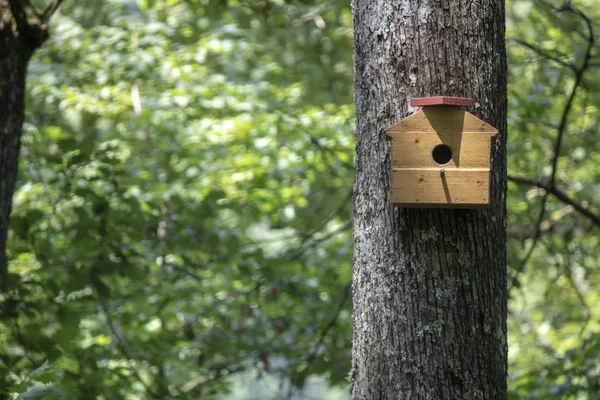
386, 101, 498, 208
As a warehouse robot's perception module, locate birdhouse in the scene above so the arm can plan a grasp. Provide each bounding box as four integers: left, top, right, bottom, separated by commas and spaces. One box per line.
386, 96, 498, 208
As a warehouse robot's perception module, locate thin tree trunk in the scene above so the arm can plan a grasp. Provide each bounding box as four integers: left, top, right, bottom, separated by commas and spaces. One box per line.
0, 7, 46, 288
350, 1, 507, 399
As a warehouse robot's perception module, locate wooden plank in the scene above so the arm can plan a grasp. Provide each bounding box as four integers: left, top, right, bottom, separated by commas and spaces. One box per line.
410, 96, 473, 107
386, 107, 498, 135
391, 168, 490, 207
391, 132, 492, 168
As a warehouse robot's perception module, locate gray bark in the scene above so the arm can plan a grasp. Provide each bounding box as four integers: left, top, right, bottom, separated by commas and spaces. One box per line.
350, 1, 507, 399
0, 9, 45, 288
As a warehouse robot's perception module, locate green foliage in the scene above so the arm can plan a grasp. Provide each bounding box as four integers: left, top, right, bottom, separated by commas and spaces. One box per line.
1, 0, 599, 398
3, 1, 353, 398
506, 0, 600, 398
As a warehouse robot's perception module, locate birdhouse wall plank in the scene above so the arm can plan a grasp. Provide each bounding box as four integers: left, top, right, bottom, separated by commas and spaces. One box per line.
391, 168, 490, 207
391, 132, 493, 169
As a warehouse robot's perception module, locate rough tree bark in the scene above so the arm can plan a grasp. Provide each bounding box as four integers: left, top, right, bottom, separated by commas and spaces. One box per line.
351, 1, 507, 399
0, 2, 55, 288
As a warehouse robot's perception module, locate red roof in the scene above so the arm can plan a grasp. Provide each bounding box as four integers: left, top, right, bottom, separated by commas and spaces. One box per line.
410, 96, 473, 107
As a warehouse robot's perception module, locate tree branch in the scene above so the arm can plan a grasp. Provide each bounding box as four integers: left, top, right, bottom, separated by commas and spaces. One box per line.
7, 0, 29, 31
304, 283, 351, 367
508, 175, 600, 228
309, 135, 355, 171
548, 5, 595, 186
41, 0, 63, 23
510, 191, 549, 290
510, 5, 596, 288
512, 38, 577, 73
288, 283, 351, 394
286, 220, 351, 261
96, 295, 163, 399
91, 198, 163, 399
541, 239, 591, 338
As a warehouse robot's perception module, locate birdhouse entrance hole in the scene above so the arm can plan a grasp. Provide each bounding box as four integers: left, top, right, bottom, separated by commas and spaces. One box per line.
431, 144, 452, 166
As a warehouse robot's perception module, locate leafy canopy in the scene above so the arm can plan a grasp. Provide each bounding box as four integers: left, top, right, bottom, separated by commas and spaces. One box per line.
1, 0, 599, 399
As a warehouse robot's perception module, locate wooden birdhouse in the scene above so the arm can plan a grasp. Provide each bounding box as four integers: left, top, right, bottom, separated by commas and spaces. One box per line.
386, 96, 498, 208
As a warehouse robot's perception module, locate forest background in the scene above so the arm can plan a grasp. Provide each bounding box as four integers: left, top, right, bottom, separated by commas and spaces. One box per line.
1, 0, 600, 399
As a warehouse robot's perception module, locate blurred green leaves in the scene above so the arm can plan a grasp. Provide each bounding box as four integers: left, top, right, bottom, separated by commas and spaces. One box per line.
3, 0, 354, 398
1, 0, 599, 398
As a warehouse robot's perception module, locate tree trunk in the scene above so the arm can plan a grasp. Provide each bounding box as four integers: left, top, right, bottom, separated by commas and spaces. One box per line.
350, 1, 507, 399
0, 9, 45, 288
